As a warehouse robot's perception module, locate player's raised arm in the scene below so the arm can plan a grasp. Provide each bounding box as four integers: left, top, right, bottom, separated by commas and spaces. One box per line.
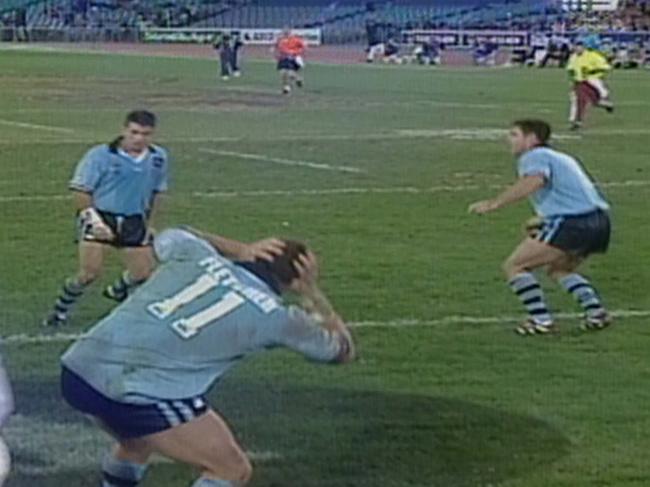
468, 175, 545, 215
183, 226, 286, 262
281, 251, 355, 364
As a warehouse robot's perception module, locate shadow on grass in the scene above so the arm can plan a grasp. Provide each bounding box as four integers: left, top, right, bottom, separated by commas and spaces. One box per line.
7, 376, 569, 487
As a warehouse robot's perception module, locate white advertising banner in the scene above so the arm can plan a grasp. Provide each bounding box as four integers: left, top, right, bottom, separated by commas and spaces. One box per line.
142, 27, 322, 46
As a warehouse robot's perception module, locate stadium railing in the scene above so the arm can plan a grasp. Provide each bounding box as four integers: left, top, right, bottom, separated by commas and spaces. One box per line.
0, 25, 141, 42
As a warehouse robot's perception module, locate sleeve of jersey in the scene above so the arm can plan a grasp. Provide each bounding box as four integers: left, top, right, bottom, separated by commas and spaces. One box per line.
69, 148, 102, 193
589, 54, 611, 74
273, 306, 344, 363
155, 149, 169, 193
518, 151, 551, 181
0, 359, 14, 428
153, 228, 198, 262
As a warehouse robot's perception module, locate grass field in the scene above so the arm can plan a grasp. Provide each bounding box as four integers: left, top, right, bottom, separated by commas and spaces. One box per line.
1, 45, 650, 487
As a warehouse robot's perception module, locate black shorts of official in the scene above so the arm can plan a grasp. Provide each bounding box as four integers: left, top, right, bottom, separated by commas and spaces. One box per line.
277, 58, 300, 71
76, 210, 152, 247
60, 367, 209, 439
536, 209, 611, 257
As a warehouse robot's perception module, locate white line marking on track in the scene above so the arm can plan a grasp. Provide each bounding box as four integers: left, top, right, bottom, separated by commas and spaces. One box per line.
0, 118, 75, 134
199, 148, 364, 173
3, 310, 648, 345
1, 179, 648, 203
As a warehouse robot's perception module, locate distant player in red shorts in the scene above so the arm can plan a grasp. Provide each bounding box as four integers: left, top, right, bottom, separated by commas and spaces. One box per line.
274, 28, 306, 95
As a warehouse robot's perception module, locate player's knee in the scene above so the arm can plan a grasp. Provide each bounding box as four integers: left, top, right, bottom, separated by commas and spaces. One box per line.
226, 451, 252, 484
547, 262, 572, 281
236, 455, 253, 484
78, 268, 101, 284
129, 268, 151, 283
206, 449, 252, 484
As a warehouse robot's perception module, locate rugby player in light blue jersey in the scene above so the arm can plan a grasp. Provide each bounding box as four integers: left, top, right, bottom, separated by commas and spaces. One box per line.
469, 119, 611, 335
60, 227, 355, 487
43, 110, 169, 327
0, 358, 13, 486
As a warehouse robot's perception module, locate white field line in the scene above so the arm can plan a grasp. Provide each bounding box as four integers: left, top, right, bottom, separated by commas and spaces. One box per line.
0, 127, 585, 145
5, 126, 650, 147
5, 414, 281, 475
0, 118, 74, 134
1, 179, 648, 204
2, 309, 649, 345
199, 148, 364, 174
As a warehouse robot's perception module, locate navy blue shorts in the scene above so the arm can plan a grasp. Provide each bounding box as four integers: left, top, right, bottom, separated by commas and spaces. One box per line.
277, 58, 300, 71
76, 210, 152, 248
60, 367, 208, 439
537, 209, 611, 257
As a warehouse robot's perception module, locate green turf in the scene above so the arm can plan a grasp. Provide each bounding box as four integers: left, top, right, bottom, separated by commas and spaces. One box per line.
1, 46, 650, 487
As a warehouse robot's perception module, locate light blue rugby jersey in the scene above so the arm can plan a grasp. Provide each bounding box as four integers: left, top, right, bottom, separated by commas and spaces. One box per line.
61, 228, 342, 404
69, 140, 169, 216
517, 147, 609, 218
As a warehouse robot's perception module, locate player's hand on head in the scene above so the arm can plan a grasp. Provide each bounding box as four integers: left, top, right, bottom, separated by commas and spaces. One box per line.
289, 251, 319, 294
468, 199, 498, 215
244, 238, 285, 262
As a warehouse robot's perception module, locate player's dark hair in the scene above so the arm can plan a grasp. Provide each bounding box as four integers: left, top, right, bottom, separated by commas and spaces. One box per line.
236, 240, 308, 295
268, 240, 308, 287
512, 119, 551, 146
125, 110, 157, 128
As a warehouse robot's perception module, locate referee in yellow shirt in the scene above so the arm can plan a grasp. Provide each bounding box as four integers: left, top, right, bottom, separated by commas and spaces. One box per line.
567, 39, 614, 130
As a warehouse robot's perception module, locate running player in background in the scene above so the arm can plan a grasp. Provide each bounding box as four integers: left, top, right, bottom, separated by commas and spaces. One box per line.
43, 110, 169, 327
274, 28, 306, 95
60, 226, 355, 487
0, 358, 14, 486
469, 120, 611, 335
567, 39, 614, 130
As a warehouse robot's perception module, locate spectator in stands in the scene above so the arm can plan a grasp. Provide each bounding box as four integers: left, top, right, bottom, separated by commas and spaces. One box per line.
414, 37, 443, 66
612, 41, 643, 68
538, 36, 571, 68
473, 40, 498, 66
383, 36, 401, 64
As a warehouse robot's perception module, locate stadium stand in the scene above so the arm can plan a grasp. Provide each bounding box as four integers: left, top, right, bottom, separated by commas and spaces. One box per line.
1, 0, 648, 44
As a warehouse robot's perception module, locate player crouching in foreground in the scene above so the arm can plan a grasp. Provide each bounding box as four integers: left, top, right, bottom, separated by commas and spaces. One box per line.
469, 119, 611, 335
567, 39, 614, 130
60, 227, 354, 487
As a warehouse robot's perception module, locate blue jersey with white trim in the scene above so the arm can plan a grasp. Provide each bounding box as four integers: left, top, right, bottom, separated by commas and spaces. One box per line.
69, 140, 169, 216
61, 228, 342, 404
517, 147, 609, 218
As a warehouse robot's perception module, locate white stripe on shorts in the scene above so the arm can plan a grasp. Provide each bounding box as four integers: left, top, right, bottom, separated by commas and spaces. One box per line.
172, 400, 195, 422
156, 401, 181, 426
541, 216, 564, 243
